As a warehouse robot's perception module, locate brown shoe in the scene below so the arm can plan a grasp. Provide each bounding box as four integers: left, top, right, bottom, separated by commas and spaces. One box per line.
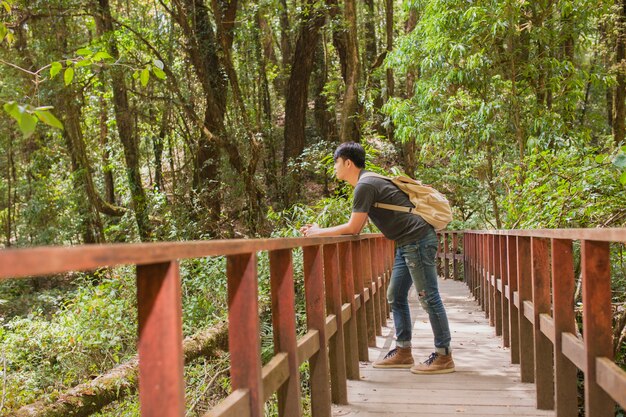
372, 347, 414, 368
410, 352, 455, 374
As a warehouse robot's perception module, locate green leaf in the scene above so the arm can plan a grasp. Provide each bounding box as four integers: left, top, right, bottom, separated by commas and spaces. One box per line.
3, 101, 20, 120
132, 70, 139, 80
613, 153, 626, 169
140, 68, 150, 87
595, 154, 606, 164
621, 171, 626, 185
0, 23, 6, 41
75, 59, 91, 68
64, 67, 74, 86
92, 51, 112, 62
153, 59, 164, 70
19, 113, 38, 138
152, 66, 166, 80
35, 109, 64, 130
76, 47, 92, 56
1, 1, 11, 13
50, 62, 62, 78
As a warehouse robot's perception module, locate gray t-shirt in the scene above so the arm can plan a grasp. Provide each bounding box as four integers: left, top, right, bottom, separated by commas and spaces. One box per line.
353, 170, 432, 246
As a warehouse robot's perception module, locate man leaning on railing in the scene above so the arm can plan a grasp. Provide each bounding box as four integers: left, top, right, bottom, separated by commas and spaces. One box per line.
300, 141, 455, 374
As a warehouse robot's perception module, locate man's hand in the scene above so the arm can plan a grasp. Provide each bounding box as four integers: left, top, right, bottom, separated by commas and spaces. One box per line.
300, 223, 321, 237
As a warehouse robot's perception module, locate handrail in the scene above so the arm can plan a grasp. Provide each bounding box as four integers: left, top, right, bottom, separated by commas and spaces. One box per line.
448, 228, 626, 417
0, 234, 394, 417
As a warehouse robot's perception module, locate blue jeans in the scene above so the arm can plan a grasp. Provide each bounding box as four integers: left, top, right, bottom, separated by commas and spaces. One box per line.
387, 229, 451, 352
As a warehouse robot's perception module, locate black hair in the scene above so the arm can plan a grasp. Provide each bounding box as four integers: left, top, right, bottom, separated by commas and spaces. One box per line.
333, 142, 365, 168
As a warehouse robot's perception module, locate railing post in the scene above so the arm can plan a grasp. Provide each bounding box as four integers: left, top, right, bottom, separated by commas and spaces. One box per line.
494, 235, 503, 335
368, 239, 383, 337
488, 234, 495, 325
374, 238, 387, 329
338, 241, 360, 380
227, 254, 263, 417
269, 249, 302, 417
323, 243, 348, 405
507, 236, 520, 364
581, 240, 615, 417
303, 245, 332, 417
551, 239, 578, 417
452, 233, 459, 280
443, 232, 450, 279
531, 237, 555, 410
137, 261, 185, 417
517, 236, 535, 383
361, 239, 379, 346
351, 240, 369, 361
499, 235, 510, 347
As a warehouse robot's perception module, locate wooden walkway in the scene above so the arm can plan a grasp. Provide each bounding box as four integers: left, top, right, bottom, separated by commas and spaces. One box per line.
332, 278, 555, 417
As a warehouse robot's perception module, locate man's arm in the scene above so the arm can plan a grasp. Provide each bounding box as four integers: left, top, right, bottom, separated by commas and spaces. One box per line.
300, 212, 368, 237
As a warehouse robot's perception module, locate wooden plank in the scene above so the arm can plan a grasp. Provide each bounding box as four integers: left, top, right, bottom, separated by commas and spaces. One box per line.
581, 240, 615, 417
531, 237, 554, 410
338, 241, 360, 380
374, 239, 387, 330
227, 253, 263, 417
269, 249, 302, 417
336, 278, 556, 417
517, 236, 535, 383
203, 389, 251, 417
596, 357, 626, 409
352, 244, 369, 363
550, 238, 578, 417
136, 261, 185, 417
261, 353, 290, 402
459, 228, 626, 242
523, 301, 535, 324
302, 245, 332, 417
323, 243, 348, 405
296, 330, 320, 365
561, 332, 586, 372
325, 315, 337, 339
453, 233, 459, 280
0, 234, 384, 280
538, 314, 555, 344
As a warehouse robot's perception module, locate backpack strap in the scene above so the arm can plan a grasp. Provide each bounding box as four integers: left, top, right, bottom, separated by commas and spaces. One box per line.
358, 171, 417, 214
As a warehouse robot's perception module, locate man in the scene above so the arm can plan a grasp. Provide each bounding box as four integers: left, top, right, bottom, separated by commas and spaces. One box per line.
300, 142, 454, 374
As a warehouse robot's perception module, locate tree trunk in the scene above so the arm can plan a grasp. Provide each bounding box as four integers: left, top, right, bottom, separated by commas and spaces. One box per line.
282, 0, 327, 170
93, 0, 152, 241
614, 0, 626, 145
401, 6, 419, 176
339, 0, 360, 143
98, 90, 115, 205
313, 40, 338, 143
385, 0, 395, 142
5, 135, 13, 247
279, 0, 293, 69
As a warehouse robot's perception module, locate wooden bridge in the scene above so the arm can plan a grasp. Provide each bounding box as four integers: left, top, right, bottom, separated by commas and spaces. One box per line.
1, 229, 625, 416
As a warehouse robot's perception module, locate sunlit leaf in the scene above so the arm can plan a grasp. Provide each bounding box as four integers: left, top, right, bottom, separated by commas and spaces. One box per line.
132, 70, 139, 80
153, 59, 164, 70
35, 109, 64, 130
19, 113, 38, 138
152, 66, 166, 80
64, 67, 74, 85
621, 171, 626, 185
1, 1, 10, 13
76, 47, 92, 56
92, 51, 112, 62
3, 101, 20, 120
0, 23, 6, 41
140, 68, 150, 87
50, 62, 62, 78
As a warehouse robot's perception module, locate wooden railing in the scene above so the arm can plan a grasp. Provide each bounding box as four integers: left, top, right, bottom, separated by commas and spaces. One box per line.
0, 234, 394, 417
452, 229, 626, 417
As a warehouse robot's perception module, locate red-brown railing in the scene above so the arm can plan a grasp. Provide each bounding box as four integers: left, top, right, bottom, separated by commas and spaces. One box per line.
450, 229, 626, 417
0, 235, 394, 417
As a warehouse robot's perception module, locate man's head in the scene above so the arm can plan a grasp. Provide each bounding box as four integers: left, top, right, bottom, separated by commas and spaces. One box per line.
333, 142, 365, 184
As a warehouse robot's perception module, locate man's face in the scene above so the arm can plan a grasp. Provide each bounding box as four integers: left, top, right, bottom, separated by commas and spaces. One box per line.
334, 157, 348, 181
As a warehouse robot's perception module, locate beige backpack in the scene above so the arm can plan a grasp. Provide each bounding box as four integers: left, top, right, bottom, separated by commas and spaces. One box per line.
360, 172, 453, 231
